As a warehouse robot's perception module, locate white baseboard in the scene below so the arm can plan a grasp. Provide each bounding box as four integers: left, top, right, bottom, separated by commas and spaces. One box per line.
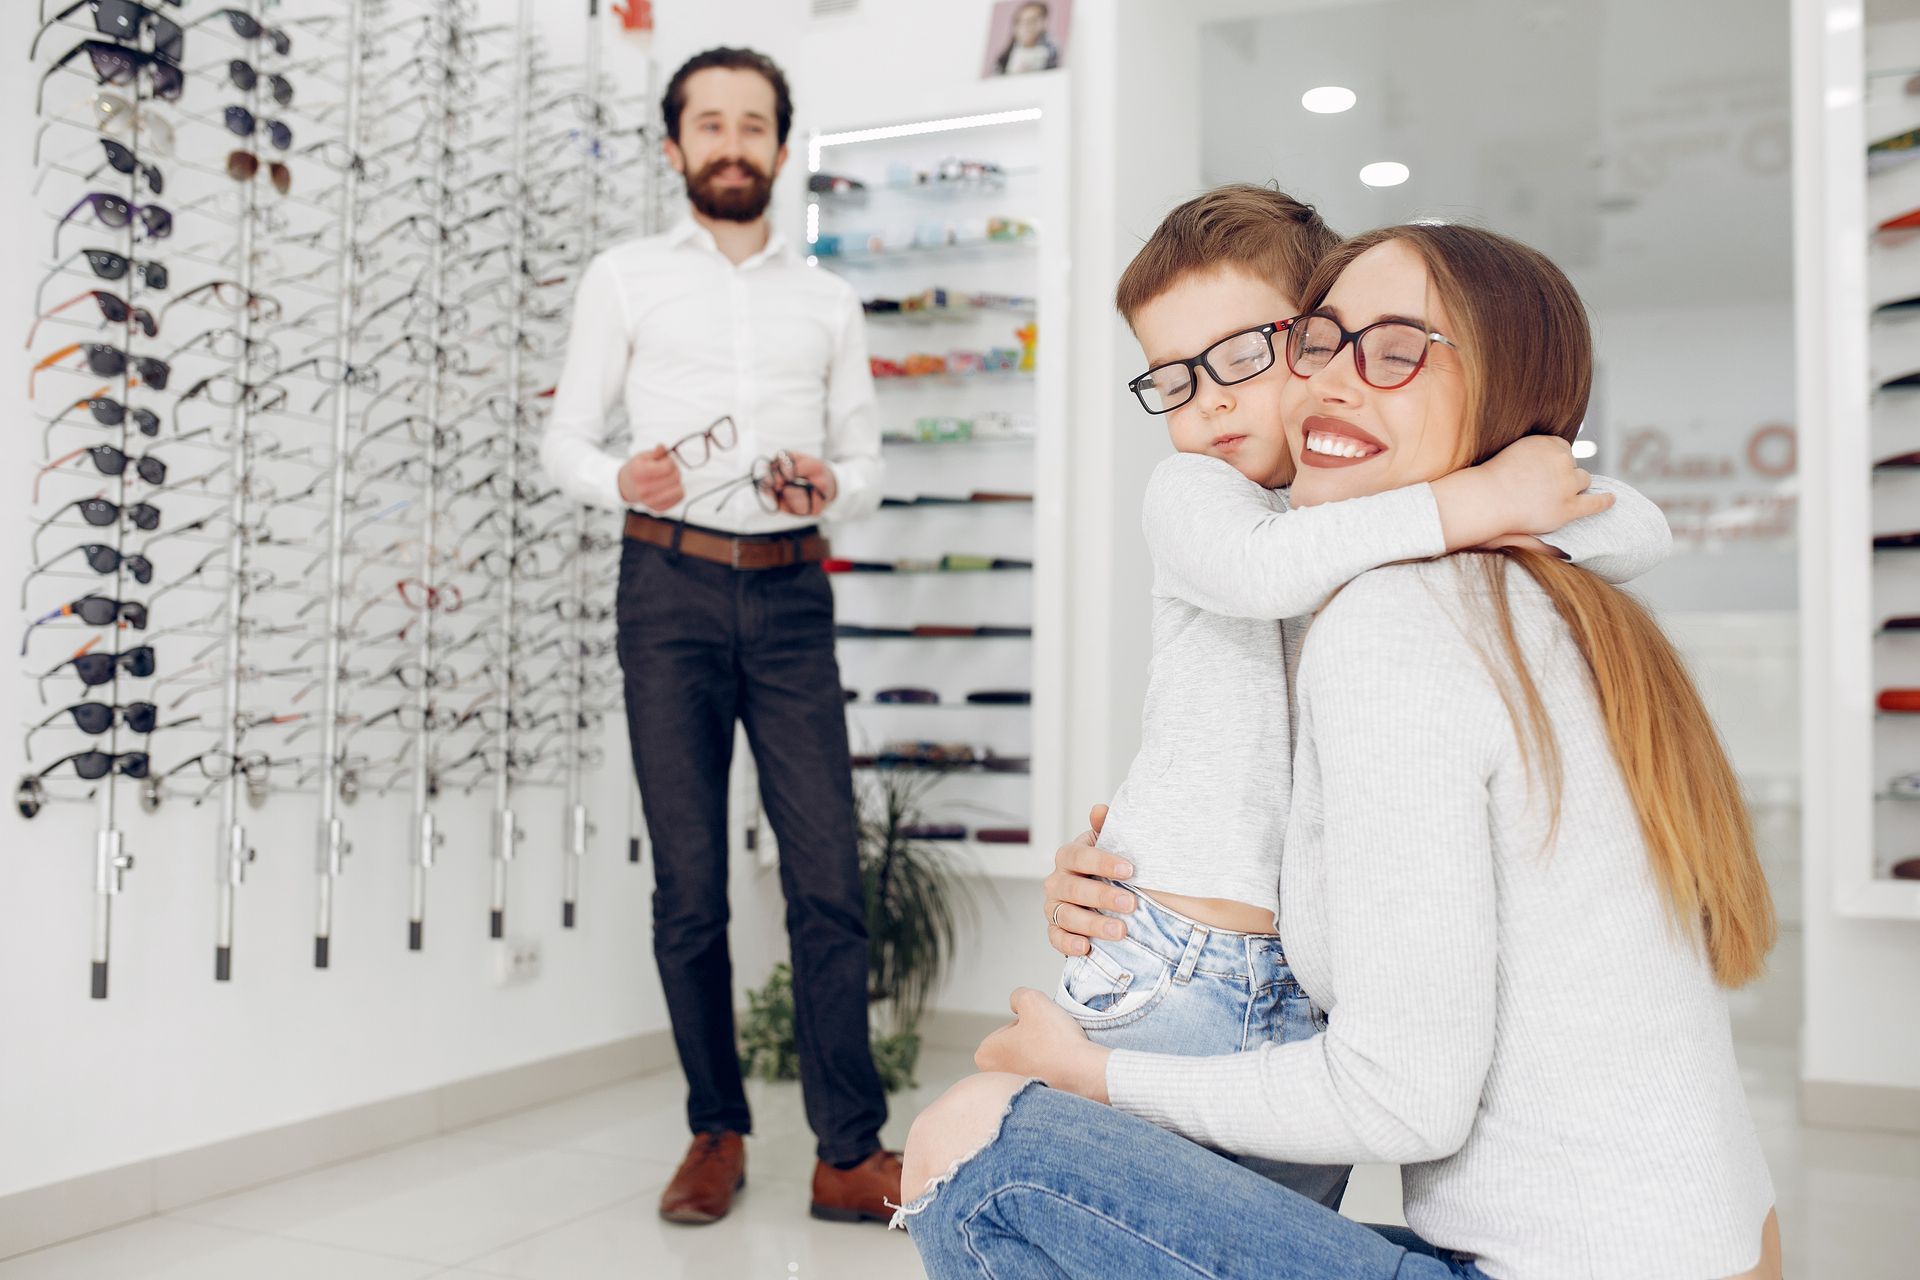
1800, 1077, 1920, 1135
0, 1030, 676, 1263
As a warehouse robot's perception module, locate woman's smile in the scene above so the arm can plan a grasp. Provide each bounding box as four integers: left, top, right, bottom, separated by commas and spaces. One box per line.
1299, 415, 1386, 468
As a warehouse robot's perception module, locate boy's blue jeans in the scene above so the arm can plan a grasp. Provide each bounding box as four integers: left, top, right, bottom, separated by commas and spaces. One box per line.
1052, 883, 1349, 1209
897, 1082, 1489, 1280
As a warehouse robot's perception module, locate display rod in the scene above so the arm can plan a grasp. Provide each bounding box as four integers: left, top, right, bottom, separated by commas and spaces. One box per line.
211, 0, 269, 982
409, 13, 459, 949
315, 0, 371, 966
490, 0, 537, 940
562, 5, 611, 922
87, 46, 146, 1000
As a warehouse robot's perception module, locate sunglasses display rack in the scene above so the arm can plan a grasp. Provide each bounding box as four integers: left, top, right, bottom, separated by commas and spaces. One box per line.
1803, 0, 1920, 919
24, 0, 664, 995
805, 102, 1069, 877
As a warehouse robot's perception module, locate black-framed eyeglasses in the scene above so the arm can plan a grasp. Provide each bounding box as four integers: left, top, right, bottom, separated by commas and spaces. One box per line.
668, 415, 739, 469
1282, 312, 1459, 391
1127, 320, 1292, 415
33, 497, 160, 563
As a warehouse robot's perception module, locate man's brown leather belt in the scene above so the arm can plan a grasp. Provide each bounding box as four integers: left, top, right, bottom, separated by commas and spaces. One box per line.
624, 511, 830, 570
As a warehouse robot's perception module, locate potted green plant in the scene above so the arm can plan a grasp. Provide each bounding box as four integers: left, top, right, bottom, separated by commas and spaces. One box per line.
739, 769, 984, 1090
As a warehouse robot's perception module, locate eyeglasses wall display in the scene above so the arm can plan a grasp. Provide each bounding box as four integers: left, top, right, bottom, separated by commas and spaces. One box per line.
21, 0, 675, 996
1802, 0, 1920, 919
804, 103, 1069, 879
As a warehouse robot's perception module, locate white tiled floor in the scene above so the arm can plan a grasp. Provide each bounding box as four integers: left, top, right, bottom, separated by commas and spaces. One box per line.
5, 1042, 1917, 1278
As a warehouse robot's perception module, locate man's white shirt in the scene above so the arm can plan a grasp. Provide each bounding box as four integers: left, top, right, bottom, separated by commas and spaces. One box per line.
539, 218, 883, 533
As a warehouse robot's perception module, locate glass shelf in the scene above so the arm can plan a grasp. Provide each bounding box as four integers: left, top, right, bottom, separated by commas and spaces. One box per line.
814, 239, 1038, 268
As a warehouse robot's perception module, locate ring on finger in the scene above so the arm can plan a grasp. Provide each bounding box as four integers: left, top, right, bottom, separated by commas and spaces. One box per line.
1049, 900, 1066, 928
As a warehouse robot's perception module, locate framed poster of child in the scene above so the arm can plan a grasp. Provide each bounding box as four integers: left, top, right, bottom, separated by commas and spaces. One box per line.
982, 0, 1071, 77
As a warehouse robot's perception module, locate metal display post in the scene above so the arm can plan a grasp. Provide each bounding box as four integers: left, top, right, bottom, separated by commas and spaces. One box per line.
314, 0, 371, 966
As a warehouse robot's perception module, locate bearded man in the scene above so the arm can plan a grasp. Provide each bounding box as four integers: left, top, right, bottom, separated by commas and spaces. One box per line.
540, 46, 896, 1228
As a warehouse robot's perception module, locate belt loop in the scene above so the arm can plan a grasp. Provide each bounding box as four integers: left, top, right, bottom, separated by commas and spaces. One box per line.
666, 519, 686, 566
1173, 926, 1209, 985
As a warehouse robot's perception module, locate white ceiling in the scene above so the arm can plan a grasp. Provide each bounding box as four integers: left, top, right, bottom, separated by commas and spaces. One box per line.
1197, 0, 1794, 308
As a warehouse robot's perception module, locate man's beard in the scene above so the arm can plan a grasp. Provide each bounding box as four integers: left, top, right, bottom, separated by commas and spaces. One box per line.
686, 155, 775, 222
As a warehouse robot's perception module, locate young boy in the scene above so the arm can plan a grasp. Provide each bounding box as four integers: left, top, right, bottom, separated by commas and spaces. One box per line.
1053, 184, 1671, 1208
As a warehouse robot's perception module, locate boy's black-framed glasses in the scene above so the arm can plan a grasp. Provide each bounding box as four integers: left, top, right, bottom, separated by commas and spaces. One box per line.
1127, 319, 1293, 415
1282, 312, 1459, 391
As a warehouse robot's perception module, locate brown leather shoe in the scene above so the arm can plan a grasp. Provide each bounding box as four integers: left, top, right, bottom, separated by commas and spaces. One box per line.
658, 1131, 746, 1225
809, 1148, 903, 1224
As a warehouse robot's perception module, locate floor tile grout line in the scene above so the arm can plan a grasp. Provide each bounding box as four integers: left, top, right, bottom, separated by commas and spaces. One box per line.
443, 1190, 655, 1275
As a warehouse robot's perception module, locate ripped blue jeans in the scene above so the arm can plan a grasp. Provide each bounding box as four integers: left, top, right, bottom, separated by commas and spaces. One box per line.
895, 1082, 1488, 1280
1051, 883, 1349, 1209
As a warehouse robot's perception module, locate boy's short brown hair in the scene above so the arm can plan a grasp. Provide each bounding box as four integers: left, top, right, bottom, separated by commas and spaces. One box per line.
1114, 183, 1339, 327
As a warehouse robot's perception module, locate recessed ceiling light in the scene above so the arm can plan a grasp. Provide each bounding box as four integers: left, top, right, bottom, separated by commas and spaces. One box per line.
1359, 161, 1410, 187
1301, 86, 1357, 114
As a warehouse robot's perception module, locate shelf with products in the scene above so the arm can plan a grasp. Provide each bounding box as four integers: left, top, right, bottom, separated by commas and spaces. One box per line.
1801, 0, 1920, 917
806, 96, 1066, 880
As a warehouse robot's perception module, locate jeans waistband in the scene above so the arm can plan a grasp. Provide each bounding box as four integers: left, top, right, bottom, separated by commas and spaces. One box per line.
1106, 880, 1289, 976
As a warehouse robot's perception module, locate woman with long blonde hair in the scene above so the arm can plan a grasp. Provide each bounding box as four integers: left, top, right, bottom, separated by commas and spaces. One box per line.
893, 224, 1781, 1280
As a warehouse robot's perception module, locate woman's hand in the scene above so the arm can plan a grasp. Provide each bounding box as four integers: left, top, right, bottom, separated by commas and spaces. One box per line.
1042, 803, 1139, 957
975, 987, 1112, 1104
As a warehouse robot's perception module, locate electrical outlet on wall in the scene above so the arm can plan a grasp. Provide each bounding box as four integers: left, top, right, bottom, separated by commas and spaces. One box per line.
493, 936, 542, 987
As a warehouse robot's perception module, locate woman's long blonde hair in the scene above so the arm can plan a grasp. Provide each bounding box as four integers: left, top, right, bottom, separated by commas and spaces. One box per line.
1299, 224, 1775, 988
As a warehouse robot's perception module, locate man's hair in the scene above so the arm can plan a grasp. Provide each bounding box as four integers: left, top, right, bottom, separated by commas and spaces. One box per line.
662, 47, 793, 146
1114, 184, 1339, 325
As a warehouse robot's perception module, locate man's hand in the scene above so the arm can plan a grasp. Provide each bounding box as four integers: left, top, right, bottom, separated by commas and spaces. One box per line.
777, 452, 837, 516
618, 444, 684, 512
1042, 803, 1137, 958
1431, 435, 1614, 552
974, 987, 1111, 1103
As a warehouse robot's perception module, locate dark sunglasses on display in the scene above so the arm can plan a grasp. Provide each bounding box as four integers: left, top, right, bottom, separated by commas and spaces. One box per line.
24, 544, 154, 600
32, 1, 185, 63
32, 498, 160, 564
27, 290, 159, 349
219, 59, 292, 105
27, 700, 160, 751
40, 642, 157, 699
36, 443, 166, 503
29, 343, 169, 396
36, 252, 167, 321
1128, 320, 1293, 416
46, 391, 160, 438
36, 40, 185, 116
52, 193, 171, 258
21, 594, 148, 655
226, 149, 290, 195
187, 8, 290, 55
222, 104, 292, 151
82, 137, 164, 194
27, 749, 152, 781
1282, 313, 1460, 390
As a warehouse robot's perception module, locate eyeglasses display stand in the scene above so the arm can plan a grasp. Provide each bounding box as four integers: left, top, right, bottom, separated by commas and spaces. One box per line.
23, 0, 649, 996
806, 93, 1071, 879
1801, 0, 1920, 918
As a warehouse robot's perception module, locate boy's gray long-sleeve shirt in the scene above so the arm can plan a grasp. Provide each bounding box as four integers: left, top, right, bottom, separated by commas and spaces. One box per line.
1093, 452, 1672, 912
